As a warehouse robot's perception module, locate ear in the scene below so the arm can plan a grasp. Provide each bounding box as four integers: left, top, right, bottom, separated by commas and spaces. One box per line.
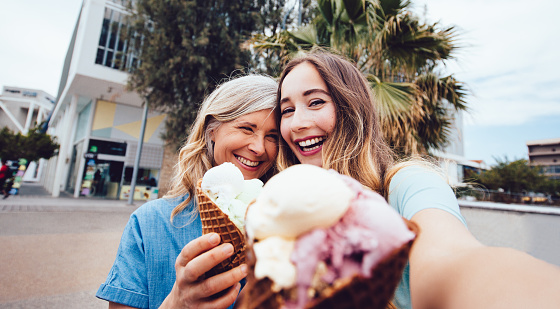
210, 129, 215, 142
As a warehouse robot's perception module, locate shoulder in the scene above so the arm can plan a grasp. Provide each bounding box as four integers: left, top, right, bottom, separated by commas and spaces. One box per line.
389, 165, 449, 194
388, 164, 466, 225
131, 195, 192, 225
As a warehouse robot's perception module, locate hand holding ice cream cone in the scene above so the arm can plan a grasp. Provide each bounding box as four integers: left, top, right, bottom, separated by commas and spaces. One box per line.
160, 233, 246, 309
197, 163, 263, 278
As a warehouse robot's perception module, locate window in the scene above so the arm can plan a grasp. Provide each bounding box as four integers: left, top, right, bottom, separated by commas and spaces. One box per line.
95, 7, 140, 72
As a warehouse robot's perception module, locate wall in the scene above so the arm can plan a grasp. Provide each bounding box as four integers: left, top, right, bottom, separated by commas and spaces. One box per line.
459, 201, 560, 267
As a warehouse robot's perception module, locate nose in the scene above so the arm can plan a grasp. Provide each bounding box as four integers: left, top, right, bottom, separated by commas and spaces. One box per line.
248, 136, 266, 156
290, 108, 311, 133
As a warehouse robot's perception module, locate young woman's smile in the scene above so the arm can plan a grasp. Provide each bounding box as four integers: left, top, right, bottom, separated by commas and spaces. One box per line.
211, 109, 278, 179
279, 62, 336, 167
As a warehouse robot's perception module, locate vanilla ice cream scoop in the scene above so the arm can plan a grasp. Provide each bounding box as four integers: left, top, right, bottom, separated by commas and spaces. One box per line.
245, 164, 355, 241
201, 162, 245, 201
201, 162, 263, 232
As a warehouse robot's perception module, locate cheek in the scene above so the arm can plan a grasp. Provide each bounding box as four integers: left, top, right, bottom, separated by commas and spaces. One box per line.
323, 107, 337, 134
280, 120, 290, 142
265, 140, 279, 159
280, 119, 293, 145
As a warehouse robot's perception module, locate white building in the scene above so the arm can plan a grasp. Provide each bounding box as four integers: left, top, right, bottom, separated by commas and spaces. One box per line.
0, 86, 56, 182
43, 0, 167, 200
434, 111, 488, 185
0, 86, 55, 134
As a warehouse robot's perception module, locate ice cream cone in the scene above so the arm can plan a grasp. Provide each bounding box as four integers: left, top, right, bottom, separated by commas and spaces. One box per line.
196, 179, 246, 278
239, 219, 419, 309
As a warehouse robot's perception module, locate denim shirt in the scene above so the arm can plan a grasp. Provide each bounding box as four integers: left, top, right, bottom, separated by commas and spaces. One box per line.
97, 195, 229, 308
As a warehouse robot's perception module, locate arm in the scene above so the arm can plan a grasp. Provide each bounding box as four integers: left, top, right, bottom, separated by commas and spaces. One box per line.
159, 233, 247, 309
409, 208, 560, 309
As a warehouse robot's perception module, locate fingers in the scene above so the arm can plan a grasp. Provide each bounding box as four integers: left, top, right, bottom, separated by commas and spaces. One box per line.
190, 264, 248, 300
202, 282, 242, 309
181, 242, 235, 283
176, 233, 222, 268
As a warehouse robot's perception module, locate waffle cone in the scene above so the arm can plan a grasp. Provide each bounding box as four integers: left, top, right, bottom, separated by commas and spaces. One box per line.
196, 179, 246, 278
238, 219, 419, 309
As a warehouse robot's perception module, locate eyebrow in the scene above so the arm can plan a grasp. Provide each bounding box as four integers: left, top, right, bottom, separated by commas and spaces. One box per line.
237, 121, 278, 133
280, 88, 331, 104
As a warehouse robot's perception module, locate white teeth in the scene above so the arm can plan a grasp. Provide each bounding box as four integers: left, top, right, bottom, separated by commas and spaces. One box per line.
236, 156, 259, 167
298, 137, 324, 148
304, 145, 320, 151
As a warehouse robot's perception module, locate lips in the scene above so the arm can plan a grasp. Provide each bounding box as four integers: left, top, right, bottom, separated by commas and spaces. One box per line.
235, 155, 261, 168
296, 136, 325, 155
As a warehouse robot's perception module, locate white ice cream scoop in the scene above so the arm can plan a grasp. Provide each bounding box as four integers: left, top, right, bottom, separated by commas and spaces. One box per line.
201, 162, 263, 232
245, 164, 355, 240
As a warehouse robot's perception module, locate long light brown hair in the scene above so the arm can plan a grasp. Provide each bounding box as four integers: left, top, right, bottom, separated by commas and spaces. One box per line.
277, 50, 396, 196
165, 74, 278, 220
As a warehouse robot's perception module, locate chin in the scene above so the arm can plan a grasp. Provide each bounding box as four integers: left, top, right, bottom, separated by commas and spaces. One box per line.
298, 158, 322, 167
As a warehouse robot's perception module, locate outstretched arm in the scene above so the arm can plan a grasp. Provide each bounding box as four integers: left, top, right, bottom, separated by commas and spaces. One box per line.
409, 208, 560, 309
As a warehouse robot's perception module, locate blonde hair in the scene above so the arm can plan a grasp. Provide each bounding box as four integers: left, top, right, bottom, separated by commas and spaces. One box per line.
165, 74, 278, 220
277, 50, 396, 196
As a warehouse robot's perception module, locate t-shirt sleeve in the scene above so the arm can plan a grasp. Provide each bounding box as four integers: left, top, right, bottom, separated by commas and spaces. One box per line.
388, 165, 467, 227
96, 211, 150, 308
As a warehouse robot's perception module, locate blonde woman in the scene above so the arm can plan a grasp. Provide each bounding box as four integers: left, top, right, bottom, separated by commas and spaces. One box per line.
97, 75, 279, 309
277, 50, 560, 309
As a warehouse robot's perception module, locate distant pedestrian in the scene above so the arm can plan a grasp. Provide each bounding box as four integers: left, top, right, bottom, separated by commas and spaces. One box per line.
0, 160, 11, 199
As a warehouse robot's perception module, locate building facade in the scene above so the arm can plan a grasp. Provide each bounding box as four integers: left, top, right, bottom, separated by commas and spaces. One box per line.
0, 86, 56, 182
433, 110, 488, 185
43, 0, 167, 200
527, 138, 560, 180
0, 86, 55, 134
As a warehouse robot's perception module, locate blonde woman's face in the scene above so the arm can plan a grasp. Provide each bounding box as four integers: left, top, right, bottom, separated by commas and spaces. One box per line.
211, 109, 278, 179
279, 62, 336, 167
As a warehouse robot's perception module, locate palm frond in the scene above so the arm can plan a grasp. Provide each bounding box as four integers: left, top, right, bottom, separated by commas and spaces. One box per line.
368, 75, 415, 119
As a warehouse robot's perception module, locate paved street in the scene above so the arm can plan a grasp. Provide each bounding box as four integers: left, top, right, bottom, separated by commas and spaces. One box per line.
0, 183, 141, 308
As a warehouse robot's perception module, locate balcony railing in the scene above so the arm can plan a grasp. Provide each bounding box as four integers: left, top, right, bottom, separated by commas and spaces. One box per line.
457, 187, 560, 207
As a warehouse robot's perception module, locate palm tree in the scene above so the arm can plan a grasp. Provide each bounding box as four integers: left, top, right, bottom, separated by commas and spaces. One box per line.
251, 0, 468, 156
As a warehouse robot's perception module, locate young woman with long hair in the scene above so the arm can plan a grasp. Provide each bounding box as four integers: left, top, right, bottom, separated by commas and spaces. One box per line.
277, 50, 560, 309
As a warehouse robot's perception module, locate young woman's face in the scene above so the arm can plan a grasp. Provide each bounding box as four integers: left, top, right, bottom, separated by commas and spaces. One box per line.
211, 109, 278, 179
279, 62, 336, 167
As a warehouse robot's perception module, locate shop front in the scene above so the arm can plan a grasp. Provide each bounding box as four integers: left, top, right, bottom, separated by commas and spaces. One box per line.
60, 98, 166, 200
70, 138, 163, 201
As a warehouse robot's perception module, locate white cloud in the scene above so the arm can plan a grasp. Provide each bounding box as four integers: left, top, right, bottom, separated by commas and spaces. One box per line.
413, 0, 560, 129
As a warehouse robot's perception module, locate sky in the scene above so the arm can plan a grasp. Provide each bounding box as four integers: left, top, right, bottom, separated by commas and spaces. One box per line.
1, 0, 559, 166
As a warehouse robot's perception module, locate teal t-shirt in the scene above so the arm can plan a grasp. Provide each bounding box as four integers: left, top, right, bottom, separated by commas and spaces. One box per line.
388, 165, 467, 309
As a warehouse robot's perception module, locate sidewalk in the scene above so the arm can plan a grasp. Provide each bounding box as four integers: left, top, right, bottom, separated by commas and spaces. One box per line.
0, 182, 138, 308
1, 182, 143, 212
